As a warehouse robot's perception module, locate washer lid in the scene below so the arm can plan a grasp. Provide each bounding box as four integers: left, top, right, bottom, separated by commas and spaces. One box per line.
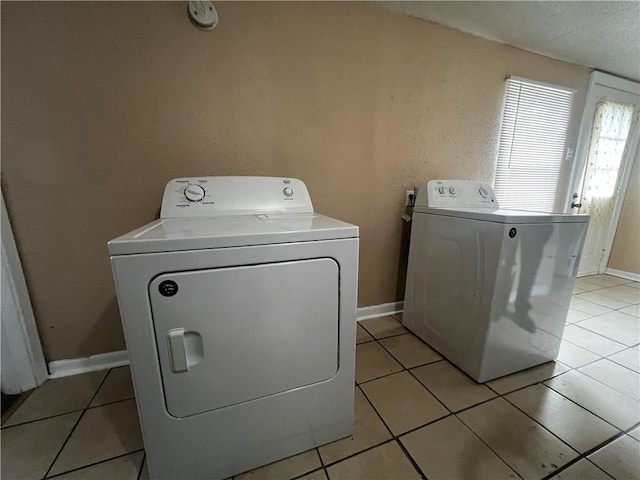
414, 206, 590, 224
108, 213, 358, 255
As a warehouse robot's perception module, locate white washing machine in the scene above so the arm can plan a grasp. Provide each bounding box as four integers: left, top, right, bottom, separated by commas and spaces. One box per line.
109, 176, 358, 480
403, 180, 589, 382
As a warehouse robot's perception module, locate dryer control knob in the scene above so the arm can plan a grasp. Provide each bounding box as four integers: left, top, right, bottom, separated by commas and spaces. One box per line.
184, 185, 206, 202
437, 186, 446, 195
449, 187, 457, 195
283, 187, 294, 197
478, 186, 489, 198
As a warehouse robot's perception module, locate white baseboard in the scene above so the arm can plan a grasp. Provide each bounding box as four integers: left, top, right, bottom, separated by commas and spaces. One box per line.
605, 268, 640, 282
357, 301, 403, 321
577, 271, 598, 278
48, 350, 129, 379
46, 302, 404, 379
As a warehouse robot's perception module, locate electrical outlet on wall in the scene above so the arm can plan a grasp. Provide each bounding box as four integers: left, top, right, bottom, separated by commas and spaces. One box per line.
405, 190, 416, 207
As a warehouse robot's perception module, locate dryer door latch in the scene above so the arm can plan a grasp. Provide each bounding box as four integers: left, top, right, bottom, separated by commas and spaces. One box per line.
167, 328, 204, 373
167, 329, 189, 373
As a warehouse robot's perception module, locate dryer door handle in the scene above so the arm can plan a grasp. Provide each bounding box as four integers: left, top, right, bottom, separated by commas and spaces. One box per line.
167, 328, 188, 373
166, 328, 204, 373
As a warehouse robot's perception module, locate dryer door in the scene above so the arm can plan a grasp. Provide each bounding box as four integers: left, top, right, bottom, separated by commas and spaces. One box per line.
149, 258, 339, 418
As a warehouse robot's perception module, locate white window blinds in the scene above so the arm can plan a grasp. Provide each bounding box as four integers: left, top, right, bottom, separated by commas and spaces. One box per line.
494, 77, 575, 212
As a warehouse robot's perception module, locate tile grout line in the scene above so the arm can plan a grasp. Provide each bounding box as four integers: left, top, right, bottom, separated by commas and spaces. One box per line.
573, 293, 635, 311
564, 323, 630, 352
357, 318, 444, 385
360, 315, 573, 478
356, 357, 515, 479
42, 368, 113, 479
483, 367, 637, 478
451, 412, 525, 480
1, 390, 33, 427
560, 323, 639, 371
572, 283, 639, 310
500, 393, 581, 451
576, 348, 640, 381
542, 379, 637, 433
538, 376, 640, 478
539, 427, 637, 480
482, 363, 571, 398
496, 338, 640, 477
137, 453, 146, 480
213, 280, 634, 480
575, 277, 637, 291
550, 458, 613, 480
405, 367, 453, 412
357, 326, 532, 480
599, 343, 640, 372
10, 275, 636, 480
354, 383, 397, 440
393, 437, 428, 480
452, 371, 582, 479
361, 316, 568, 414
558, 331, 640, 394
87, 395, 137, 410
575, 280, 639, 296
559, 281, 638, 381
1, 395, 137, 431
318, 437, 397, 472
360, 290, 639, 480
356, 358, 445, 386
288, 464, 326, 480
289, 384, 403, 479
354, 385, 430, 479
45, 449, 145, 479
325, 441, 407, 477
484, 364, 635, 478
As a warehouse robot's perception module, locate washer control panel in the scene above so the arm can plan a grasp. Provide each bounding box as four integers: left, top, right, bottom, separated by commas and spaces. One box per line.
415, 180, 498, 208
160, 177, 314, 218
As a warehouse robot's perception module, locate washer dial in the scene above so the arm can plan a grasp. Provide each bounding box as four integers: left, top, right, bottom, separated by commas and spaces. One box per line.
184, 185, 206, 202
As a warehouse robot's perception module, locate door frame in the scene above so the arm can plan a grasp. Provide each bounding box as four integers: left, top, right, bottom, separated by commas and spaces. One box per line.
566, 71, 640, 275
1, 192, 48, 393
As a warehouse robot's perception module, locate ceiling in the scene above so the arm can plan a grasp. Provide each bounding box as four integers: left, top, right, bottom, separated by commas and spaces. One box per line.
376, 1, 640, 82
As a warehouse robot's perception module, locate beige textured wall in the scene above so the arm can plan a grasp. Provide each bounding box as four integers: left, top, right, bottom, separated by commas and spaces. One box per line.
1, 2, 589, 361
608, 149, 640, 274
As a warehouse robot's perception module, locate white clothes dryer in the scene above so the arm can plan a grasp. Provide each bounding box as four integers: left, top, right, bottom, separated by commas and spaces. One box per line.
109, 176, 358, 480
403, 180, 589, 382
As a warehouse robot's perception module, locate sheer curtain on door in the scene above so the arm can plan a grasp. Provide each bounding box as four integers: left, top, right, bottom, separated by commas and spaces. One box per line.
580, 100, 636, 225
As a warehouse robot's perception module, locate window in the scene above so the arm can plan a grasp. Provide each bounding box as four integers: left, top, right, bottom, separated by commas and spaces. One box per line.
494, 77, 575, 212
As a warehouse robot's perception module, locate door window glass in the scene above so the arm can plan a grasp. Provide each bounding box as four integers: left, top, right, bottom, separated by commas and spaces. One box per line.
580, 101, 636, 220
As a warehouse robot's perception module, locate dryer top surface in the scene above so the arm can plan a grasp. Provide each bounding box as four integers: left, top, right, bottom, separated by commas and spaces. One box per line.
109, 213, 358, 255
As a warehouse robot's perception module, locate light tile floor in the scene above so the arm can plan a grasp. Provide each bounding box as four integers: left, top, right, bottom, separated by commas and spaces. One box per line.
2, 275, 639, 480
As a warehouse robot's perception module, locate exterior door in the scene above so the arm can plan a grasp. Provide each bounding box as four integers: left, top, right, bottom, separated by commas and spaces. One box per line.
567, 72, 640, 276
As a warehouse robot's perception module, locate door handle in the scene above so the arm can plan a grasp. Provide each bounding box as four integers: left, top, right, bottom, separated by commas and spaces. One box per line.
571, 193, 582, 209
167, 328, 188, 372
166, 328, 204, 373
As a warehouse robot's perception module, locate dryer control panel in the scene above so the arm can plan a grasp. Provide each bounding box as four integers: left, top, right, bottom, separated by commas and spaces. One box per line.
415, 180, 498, 209
160, 177, 314, 218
